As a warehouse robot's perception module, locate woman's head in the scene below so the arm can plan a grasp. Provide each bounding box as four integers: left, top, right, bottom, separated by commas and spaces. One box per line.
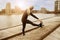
29, 6, 34, 10
27, 6, 34, 15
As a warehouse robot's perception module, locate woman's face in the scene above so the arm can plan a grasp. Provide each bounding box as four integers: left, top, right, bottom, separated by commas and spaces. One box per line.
30, 7, 33, 10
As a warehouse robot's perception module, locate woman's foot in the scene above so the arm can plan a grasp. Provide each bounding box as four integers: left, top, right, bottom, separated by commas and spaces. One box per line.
23, 33, 25, 36
39, 22, 44, 27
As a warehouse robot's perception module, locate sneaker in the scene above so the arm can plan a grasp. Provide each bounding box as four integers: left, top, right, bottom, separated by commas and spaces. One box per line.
39, 22, 44, 27
23, 33, 25, 36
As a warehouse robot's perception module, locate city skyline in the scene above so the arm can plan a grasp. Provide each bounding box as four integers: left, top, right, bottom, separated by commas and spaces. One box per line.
0, 3, 49, 14
0, 0, 55, 11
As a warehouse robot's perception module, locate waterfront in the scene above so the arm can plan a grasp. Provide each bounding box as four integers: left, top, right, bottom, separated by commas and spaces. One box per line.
0, 13, 55, 30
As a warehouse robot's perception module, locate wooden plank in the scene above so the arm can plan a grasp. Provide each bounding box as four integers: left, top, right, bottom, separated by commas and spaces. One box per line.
43, 26, 60, 40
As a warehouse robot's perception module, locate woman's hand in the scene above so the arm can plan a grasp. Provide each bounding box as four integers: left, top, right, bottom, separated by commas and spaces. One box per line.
37, 19, 42, 23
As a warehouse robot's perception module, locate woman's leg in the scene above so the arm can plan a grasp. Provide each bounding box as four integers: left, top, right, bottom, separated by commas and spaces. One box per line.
26, 20, 39, 26
22, 22, 26, 36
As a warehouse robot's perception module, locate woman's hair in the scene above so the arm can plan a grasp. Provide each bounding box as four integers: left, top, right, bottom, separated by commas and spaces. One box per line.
26, 6, 34, 15
29, 6, 34, 10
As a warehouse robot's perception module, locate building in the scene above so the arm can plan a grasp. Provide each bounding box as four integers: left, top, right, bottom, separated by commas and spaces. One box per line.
5, 3, 11, 15
55, 0, 60, 13
40, 7, 48, 13
55, 0, 58, 12
14, 6, 23, 14
58, 0, 60, 11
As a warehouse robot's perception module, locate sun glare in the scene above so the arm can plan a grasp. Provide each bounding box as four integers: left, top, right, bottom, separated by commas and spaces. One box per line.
17, 1, 29, 10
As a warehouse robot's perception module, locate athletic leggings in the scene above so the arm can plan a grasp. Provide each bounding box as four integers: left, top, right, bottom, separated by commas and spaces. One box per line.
22, 20, 39, 35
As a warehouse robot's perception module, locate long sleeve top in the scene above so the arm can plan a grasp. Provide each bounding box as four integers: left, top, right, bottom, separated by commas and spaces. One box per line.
21, 9, 39, 22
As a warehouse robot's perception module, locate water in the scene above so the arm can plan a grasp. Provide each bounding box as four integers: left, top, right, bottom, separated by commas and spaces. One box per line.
0, 14, 55, 30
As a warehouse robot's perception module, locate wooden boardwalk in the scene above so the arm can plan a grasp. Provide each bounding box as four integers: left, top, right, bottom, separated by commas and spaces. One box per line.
0, 16, 60, 40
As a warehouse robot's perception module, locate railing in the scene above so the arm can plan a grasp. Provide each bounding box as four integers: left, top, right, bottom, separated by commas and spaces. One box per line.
0, 16, 56, 31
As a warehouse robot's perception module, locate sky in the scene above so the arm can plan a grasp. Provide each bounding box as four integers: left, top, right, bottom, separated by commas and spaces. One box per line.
0, 0, 56, 11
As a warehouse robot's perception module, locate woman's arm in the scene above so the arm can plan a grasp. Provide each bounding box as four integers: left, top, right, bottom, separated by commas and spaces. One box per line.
30, 13, 42, 22
30, 13, 39, 19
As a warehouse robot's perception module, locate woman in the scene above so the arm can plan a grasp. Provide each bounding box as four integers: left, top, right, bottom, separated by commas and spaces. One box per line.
21, 6, 43, 36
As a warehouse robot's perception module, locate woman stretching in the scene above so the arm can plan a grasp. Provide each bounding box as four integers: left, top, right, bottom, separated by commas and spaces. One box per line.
21, 6, 43, 36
